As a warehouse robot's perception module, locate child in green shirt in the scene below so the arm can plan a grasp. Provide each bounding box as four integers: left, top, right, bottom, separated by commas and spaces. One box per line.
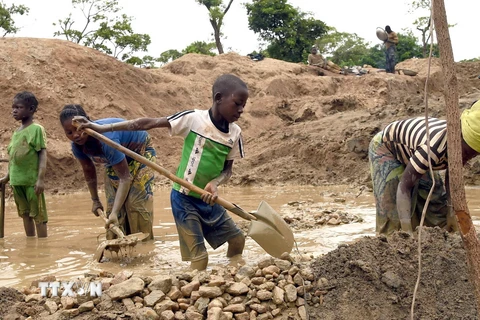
0, 92, 48, 237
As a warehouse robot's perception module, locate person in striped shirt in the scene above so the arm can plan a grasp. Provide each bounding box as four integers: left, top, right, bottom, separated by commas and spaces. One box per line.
369, 100, 480, 235
75, 74, 248, 271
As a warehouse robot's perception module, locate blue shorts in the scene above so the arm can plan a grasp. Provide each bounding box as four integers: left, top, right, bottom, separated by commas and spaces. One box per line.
170, 189, 243, 262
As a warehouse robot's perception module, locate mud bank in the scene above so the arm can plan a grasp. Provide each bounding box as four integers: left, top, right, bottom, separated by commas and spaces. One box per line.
311, 228, 478, 320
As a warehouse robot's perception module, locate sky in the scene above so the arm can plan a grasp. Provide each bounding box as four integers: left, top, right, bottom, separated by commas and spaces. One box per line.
5, 0, 480, 62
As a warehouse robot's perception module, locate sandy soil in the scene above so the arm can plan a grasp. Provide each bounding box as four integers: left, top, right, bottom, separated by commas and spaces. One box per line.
1, 38, 480, 193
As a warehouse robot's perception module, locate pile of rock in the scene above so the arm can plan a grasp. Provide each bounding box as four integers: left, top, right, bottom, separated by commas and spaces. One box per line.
19, 256, 324, 320
280, 200, 364, 229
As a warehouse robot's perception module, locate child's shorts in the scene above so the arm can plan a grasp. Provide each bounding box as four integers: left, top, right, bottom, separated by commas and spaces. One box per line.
12, 185, 48, 224
170, 189, 243, 262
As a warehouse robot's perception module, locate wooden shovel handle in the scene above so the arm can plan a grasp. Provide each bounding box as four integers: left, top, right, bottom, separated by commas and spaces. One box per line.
96, 209, 125, 238
0, 183, 5, 238
79, 126, 255, 221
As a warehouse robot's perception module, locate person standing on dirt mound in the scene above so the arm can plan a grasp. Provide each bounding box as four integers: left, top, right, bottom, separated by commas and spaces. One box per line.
369, 100, 480, 235
384, 25, 398, 73
74, 74, 248, 271
0, 92, 48, 238
59, 105, 156, 241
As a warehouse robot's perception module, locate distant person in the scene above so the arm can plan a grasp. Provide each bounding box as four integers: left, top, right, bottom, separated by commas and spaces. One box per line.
74, 74, 247, 271
0, 92, 48, 238
384, 25, 399, 73
59, 105, 156, 241
307, 46, 342, 74
369, 100, 480, 235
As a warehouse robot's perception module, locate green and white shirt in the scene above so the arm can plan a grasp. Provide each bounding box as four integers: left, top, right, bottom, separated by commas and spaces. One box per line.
168, 109, 244, 197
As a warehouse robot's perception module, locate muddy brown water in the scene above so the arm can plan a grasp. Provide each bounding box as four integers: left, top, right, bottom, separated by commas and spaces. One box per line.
1, 185, 480, 290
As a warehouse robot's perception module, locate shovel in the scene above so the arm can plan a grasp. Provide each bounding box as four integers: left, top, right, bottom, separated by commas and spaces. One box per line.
93, 209, 150, 262
78, 126, 294, 258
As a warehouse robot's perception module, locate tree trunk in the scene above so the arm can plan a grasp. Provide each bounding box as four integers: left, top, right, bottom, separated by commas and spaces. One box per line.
210, 19, 224, 54
432, 0, 480, 314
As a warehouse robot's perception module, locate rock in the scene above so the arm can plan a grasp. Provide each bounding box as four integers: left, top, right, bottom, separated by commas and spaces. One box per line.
123, 298, 135, 311
272, 286, 285, 305
208, 275, 226, 287
149, 276, 173, 294
288, 266, 299, 276
145, 290, 166, 307
284, 284, 297, 302
299, 269, 315, 281
161, 310, 175, 320
258, 282, 275, 291
223, 303, 245, 313
249, 303, 267, 314
257, 257, 274, 269
175, 310, 186, 320
226, 283, 249, 296
296, 297, 305, 306
44, 299, 58, 314
106, 277, 145, 300
193, 271, 210, 284
199, 286, 223, 298
207, 306, 222, 320
234, 312, 249, 320
334, 197, 346, 203
382, 271, 402, 288
60, 296, 75, 309
181, 281, 200, 297
298, 306, 307, 320
25, 294, 43, 303
327, 218, 340, 225
155, 299, 179, 314
256, 290, 273, 301
262, 266, 280, 276
272, 308, 281, 317
185, 310, 204, 320
194, 296, 210, 314
191, 291, 200, 302
257, 314, 270, 320
208, 298, 224, 309
137, 307, 160, 320
133, 296, 144, 304
235, 266, 255, 281
223, 311, 233, 320
111, 270, 134, 285
251, 277, 265, 285
179, 303, 190, 311
250, 310, 257, 320
274, 259, 292, 271
61, 308, 79, 317
293, 273, 304, 286
229, 296, 245, 305
168, 286, 182, 301
78, 301, 94, 313
280, 252, 294, 262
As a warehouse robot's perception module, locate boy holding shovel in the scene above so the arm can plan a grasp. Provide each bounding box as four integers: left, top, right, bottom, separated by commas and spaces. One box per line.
76, 74, 248, 271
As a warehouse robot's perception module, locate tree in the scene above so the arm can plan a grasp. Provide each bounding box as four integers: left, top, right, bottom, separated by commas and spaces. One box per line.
316, 29, 371, 67
158, 41, 217, 65
0, 1, 29, 37
245, 0, 327, 63
196, 0, 234, 54
409, 0, 453, 58
54, 0, 151, 63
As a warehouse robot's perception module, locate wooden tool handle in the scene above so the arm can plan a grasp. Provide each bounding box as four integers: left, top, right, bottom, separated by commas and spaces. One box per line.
81, 126, 255, 221
97, 209, 125, 238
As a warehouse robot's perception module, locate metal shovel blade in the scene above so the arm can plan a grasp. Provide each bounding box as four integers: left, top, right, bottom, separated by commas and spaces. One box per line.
247, 201, 294, 258
94, 232, 150, 262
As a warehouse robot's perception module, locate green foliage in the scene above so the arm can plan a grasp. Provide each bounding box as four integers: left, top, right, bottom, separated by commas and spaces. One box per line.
158, 41, 217, 65
54, 0, 151, 64
460, 57, 480, 62
316, 29, 371, 67
0, 1, 29, 37
245, 0, 327, 63
315, 29, 437, 68
196, 0, 234, 54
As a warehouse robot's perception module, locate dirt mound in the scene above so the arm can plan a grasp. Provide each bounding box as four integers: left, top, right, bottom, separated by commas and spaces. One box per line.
311, 228, 478, 319
1, 38, 480, 191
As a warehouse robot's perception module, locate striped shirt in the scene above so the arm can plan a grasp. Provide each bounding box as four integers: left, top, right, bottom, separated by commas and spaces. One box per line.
382, 117, 448, 174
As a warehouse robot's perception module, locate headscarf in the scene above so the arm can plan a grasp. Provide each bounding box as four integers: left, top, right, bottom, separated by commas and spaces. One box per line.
461, 100, 480, 153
